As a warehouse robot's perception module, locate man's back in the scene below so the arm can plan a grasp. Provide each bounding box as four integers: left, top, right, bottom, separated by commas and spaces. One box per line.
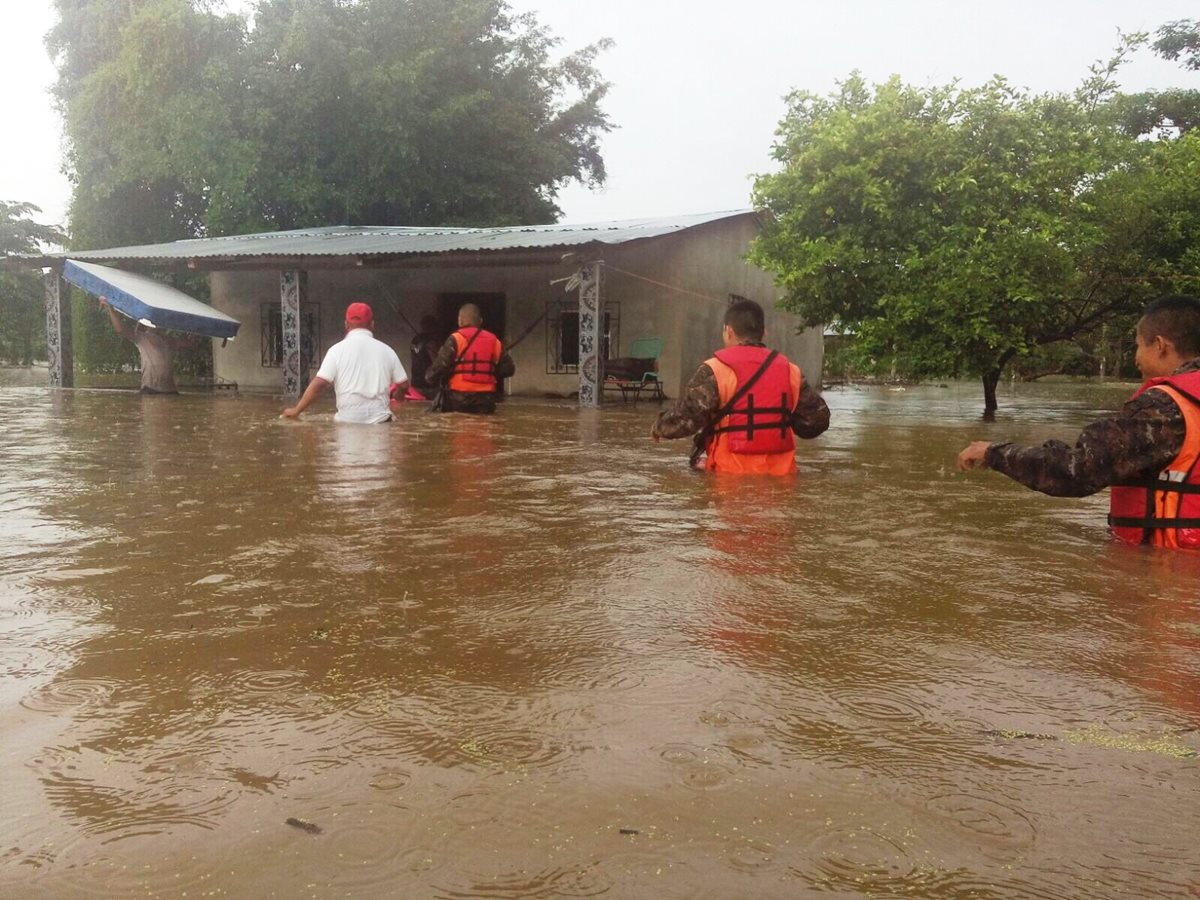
316, 329, 407, 424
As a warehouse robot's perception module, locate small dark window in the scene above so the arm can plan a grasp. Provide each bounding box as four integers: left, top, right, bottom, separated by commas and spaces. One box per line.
546, 301, 619, 374
262, 304, 321, 368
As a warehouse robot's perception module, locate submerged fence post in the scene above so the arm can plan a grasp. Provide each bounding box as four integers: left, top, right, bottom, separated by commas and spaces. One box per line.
280, 269, 310, 397
43, 271, 73, 388
577, 261, 604, 408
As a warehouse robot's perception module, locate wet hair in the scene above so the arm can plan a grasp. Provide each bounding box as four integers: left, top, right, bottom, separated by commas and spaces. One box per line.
1139, 295, 1200, 358
724, 298, 765, 341
458, 303, 482, 326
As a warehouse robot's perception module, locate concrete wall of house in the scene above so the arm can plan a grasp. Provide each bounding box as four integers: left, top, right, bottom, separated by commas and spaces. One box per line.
589, 215, 823, 398
208, 216, 823, 398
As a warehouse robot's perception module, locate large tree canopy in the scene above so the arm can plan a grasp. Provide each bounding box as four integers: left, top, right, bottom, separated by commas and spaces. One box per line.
49, 0, 613, 247
750, 48, 1200, 413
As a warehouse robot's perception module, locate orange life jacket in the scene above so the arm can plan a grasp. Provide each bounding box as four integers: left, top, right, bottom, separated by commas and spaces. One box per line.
448, 327, 501, 393
1108, 370, 1200, 549
704, 346, 802, 476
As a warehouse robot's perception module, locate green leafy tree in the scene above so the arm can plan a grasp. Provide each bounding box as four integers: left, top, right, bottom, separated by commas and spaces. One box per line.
1115, 21, 1200, 137
751, 50, 1200, 414
1116, 88, 1200, 136
1154, 18, 1200, 70
0, 202, 66, 365
49, 0, 613, 246
49, 0, 253, 248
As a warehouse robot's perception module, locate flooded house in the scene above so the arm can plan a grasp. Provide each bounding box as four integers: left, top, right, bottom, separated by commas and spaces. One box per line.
35, 210, 823, 403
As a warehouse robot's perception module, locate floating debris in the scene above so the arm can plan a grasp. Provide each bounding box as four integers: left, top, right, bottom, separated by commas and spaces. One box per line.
619, 827, 640, 836
191, 573, 233, 586
286, 817, 322, 834
460, 739, 489, 759
983, 728, 1059, 741
987, 725, 1198, 758
229, 768, 285, 792
1062, 726, 1198, 760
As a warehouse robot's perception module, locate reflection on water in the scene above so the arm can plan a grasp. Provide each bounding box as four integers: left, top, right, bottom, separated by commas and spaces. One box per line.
2, 379, 1199, 898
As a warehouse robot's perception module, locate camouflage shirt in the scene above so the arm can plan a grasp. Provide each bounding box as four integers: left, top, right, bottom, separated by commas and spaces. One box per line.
984, 358, 1200, 498
652, 343, 831, 441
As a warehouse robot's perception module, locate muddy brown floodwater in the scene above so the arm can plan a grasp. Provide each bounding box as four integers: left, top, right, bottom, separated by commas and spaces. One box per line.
2, 375, 1199, 899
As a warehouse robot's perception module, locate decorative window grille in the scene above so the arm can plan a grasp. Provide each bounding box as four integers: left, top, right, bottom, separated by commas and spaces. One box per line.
262, 303, 321, 368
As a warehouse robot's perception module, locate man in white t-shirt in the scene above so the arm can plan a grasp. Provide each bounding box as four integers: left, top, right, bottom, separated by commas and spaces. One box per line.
281, 302, 408, 423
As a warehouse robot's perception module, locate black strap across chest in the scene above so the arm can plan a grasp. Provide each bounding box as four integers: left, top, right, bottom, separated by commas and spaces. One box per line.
450, 328, 492, 377
709, 351, 793, 438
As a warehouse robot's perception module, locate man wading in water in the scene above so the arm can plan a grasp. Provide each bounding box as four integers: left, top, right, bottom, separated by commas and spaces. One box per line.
958, 295, 1200, 550
99, 297, 195, 394
651, 298, 830, 474
425, 303, 515, 414
282, 302, 408, 423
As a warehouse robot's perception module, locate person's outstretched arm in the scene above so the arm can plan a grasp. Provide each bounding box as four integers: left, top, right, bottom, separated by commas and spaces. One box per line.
282, 377, 331, 418
957, 390, 1185, 497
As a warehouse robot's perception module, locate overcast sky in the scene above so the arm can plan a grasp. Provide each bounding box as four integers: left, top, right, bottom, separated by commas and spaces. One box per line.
1, 1, 1195, 231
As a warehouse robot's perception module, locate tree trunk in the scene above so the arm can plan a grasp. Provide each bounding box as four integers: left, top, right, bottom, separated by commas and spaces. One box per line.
981, 348, 1017, 420
982, 369, 1001, 420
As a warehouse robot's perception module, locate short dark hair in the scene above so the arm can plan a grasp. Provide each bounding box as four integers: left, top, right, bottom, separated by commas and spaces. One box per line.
725, 298, 765, 341
1139, 295, 1200, 358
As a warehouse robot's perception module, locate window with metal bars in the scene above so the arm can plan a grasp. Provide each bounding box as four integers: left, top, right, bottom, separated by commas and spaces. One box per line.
261, 304, 321, 368
545, 300, 619, 373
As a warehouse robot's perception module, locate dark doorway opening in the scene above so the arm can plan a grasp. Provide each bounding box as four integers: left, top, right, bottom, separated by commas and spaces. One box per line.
438, 293, 507, 342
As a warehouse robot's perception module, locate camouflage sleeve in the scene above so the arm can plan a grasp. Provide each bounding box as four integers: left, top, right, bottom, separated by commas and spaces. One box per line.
983, 389, 1186, 497
653, 364, 721, 439
791, 379, 830, 439
423, 336, 459, 385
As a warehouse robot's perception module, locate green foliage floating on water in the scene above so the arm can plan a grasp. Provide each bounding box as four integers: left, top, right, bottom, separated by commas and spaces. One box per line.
1062, 725, 1198, 760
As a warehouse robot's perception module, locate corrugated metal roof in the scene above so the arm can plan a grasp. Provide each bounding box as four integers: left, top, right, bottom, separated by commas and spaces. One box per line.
50, 210, 756, 264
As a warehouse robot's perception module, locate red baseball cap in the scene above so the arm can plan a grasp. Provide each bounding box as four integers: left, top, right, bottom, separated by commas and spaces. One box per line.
345, 302, 373, 326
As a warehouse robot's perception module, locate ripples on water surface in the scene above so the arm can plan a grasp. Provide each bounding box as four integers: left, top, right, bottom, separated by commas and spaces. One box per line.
2, 378, 1199, 898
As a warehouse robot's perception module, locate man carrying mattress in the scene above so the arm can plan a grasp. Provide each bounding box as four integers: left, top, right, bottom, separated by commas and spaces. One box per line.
99, 297, 194, 394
